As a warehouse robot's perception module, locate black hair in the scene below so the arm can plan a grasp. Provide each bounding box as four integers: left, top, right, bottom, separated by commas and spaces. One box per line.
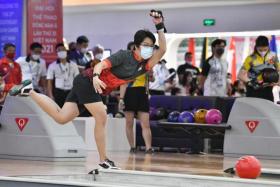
171, 87, 180, 95
3, 43, 15, 51
154, 45, 159, 50
134, 30, 156, 47
168, 68, 176, 80
68, 42, 76, 51
76, 35, 89, 44
169, 68, 176, 74
253, 35, 269, 54
127, 41, 135, 50
55, 43, 65, 50
255, 35, 269, 47
211, 39, 227, 48
30, 42, 43, 50
184, 52, 192, 59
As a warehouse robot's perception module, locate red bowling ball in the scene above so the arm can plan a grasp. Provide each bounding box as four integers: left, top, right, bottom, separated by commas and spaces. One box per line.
235, 156, 261, 179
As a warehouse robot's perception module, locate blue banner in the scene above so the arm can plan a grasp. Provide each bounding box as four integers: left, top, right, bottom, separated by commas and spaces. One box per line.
269, 35, 277, 54
0, 0, 23, 58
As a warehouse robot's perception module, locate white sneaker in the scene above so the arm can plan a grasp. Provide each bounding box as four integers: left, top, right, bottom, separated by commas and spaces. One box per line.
98, 159, 121, 170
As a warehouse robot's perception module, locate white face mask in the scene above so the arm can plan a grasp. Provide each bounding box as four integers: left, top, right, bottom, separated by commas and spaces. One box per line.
31, 54, 40, 61
140, 46, 154, 60
258, 50, 268, 57
80, 47, 88, 54
57, 51, 67, 59
95, 53, 103, 60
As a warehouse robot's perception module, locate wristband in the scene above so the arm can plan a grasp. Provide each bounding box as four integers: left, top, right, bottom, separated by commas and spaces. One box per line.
155, 22, 165, 31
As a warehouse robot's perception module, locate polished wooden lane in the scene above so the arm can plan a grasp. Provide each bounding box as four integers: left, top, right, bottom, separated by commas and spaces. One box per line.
0, 151, 279, 180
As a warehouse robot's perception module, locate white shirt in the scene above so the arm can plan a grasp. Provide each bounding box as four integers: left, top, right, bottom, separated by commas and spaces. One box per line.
149, 63, 170, 91
204, 56, 228, 96
16, 56, 47, 90
47, 60, 79, 90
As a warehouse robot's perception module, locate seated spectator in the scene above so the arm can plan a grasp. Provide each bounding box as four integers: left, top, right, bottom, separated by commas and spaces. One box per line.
178, 71, 198, 96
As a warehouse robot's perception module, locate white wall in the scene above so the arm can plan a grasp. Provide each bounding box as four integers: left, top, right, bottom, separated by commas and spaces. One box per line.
63, 2, 280, 53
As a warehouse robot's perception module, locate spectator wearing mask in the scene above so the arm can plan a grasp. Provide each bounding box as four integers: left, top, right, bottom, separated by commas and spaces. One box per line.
68, 35, 91, 71
92, 45, 104, 60
16, 42, 47, 93
238, 35, 280, 102
177, 52, 200, 85
0, 43, 22, 94
149, 59, 170, 95
85, 45, 104, 69
200, 39, 229, 96
47, 43, 79, 107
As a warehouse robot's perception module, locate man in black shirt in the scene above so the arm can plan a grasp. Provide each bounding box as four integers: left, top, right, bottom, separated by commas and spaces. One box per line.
177, 52, 200, 85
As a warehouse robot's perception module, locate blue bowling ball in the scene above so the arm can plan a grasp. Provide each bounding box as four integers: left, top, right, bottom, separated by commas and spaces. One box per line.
167, 111, 180, 122
178, 111, 195, 123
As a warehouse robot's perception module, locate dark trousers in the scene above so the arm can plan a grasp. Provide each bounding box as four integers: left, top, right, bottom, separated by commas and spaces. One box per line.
246, 86, 274, 102
53, 88, 71, 108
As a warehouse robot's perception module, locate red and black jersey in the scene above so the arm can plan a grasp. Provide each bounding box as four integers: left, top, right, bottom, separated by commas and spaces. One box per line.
84, 50, 151, 95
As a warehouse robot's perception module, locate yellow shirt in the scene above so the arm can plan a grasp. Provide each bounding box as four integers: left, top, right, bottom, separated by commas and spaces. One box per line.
242, 52, 279, 81
128, 73, 147, 87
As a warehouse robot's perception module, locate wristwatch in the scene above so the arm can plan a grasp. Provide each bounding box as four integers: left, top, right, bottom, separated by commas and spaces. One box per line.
93, 73, 100, 78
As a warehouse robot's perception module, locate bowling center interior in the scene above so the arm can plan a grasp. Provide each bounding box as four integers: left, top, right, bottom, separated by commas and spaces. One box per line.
0, 0, 280, 187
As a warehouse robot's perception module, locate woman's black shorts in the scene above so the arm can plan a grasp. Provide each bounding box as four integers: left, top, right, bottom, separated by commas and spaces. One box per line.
66, 74, 102, 107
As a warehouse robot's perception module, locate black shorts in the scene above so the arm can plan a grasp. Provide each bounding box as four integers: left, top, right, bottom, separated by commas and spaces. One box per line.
124, 87, 149, 113
66, 74, 102, 111
53, 88, 71, 108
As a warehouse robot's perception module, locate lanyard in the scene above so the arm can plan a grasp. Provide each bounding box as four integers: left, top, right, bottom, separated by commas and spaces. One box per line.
58, 63, 71, 80
28, 61, 38, 81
